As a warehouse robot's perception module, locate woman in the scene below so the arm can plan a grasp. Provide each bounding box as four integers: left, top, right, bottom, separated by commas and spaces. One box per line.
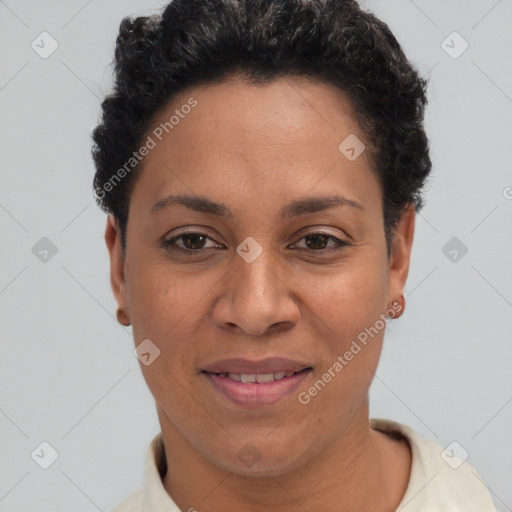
92, 0, 497, 510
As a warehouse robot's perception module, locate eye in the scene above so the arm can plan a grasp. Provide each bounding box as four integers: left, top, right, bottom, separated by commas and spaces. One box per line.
162, 231, 224, 254
161, 230, 352, 256
291, 232, 352, 252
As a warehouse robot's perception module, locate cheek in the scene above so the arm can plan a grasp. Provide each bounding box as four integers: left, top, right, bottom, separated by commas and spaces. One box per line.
303, 252, 388, 394
296, 269, 388, 432
124, 262, 206, 401
304, 253, 388, 342
126, 257, 217, 341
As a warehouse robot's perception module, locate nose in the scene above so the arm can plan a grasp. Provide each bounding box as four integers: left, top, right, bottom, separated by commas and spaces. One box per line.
212, 250, 300, 337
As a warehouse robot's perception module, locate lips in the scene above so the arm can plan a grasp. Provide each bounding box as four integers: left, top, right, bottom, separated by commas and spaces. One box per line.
201, 357, 312, 407
202, 357, 311, 376
216, 371, 297, 383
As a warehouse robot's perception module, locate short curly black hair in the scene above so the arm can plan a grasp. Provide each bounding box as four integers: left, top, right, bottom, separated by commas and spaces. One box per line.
91, 0, 431, 255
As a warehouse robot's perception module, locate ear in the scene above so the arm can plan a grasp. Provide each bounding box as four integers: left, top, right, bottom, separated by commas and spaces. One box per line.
387, 204, 415, 304
105, 214, 128, 315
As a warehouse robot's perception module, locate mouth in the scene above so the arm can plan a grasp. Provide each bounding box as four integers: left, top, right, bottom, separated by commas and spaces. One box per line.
202, 356, 312, 376
204, 368, 310, 383
201, 357, 313, 407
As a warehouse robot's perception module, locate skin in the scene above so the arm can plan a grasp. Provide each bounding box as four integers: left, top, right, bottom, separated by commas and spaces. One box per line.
105, 75, 415, 511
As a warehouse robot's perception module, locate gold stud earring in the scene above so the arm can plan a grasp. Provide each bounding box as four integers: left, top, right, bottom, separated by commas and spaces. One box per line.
393, 294, 405, 319
387, 294, 405, 319
116, 307, 131, 326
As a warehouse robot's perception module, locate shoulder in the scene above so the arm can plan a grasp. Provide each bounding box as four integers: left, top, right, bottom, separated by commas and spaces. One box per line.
370, 418, 497, 512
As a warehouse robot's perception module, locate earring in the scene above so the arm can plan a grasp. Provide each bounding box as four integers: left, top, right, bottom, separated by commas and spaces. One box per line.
388, 294, 405, 319
116, 307, 131, 326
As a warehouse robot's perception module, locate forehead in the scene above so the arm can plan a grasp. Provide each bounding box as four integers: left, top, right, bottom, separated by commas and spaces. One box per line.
157, 75, 364, 146
130, 76, 381, 218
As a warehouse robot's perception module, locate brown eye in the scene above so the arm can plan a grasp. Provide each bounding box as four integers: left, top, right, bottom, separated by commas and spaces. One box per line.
162, 230, 351, 256
162, 231, 223, 254
293, 232, 352, 253
181, 233, 207, 250
304, 233, 330, 250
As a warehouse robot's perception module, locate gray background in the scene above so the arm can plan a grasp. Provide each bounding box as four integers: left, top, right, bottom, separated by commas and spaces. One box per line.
0, 0, 511, 510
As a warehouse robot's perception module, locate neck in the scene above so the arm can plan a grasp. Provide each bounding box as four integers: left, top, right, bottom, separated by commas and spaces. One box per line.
158, 399, 411, 511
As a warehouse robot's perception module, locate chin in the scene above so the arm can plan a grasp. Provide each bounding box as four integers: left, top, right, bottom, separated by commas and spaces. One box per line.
209, 436, 311, 477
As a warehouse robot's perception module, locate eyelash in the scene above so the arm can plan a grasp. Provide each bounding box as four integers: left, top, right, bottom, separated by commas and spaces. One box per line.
161, 230, 353, 255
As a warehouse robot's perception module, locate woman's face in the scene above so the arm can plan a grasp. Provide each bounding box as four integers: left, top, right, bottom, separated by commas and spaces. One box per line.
106, 76, 414, 475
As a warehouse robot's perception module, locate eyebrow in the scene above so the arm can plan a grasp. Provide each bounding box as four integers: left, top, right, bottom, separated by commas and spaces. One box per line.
151, 193, 365, 220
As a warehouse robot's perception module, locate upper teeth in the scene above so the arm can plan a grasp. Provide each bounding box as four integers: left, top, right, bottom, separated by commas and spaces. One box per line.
217, 371, 296, 383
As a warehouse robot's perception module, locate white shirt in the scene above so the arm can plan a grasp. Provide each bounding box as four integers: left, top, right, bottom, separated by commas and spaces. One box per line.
111, 418, 497, 511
